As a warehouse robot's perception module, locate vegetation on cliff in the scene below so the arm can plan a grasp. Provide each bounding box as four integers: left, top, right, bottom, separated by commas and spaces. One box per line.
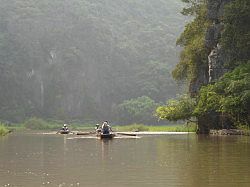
194, 62, 250, 126
221, 0, 250, 66
157, 0, 250, 130
172, 0, 210, 81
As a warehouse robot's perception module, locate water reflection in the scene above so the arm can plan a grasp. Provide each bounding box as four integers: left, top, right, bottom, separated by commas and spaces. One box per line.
0, 133, 249, 187
101, 139, 112, 161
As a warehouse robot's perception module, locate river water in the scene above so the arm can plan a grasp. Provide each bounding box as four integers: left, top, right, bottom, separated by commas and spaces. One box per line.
0, 133, 249, 187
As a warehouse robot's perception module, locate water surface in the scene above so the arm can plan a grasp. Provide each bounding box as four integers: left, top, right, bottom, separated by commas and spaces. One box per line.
0, 133, 249, 187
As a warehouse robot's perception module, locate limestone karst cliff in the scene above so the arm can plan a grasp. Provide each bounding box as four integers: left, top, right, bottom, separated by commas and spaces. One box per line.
193, 0, 234, 133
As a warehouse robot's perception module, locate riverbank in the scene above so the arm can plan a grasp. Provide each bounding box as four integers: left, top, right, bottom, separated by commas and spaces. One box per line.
6, 118, 197, 133
113, 123, 197, 132
210, 129, 250, 136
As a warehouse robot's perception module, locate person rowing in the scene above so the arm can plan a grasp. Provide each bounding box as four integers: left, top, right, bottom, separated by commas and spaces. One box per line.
95, 124, 101, 133
57, 124, 70, 134
62, 124, 69, 131
101, 121, 112, 134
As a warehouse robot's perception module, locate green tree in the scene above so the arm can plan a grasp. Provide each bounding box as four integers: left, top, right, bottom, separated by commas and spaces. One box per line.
156, 95, 195, 121
172, 0, 210, 81
221, 0, 250, 66
116, 96, 159, 125
194, 62, 250, 127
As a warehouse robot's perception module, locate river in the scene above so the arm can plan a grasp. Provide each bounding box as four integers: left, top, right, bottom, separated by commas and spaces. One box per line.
0, 133, 249, 187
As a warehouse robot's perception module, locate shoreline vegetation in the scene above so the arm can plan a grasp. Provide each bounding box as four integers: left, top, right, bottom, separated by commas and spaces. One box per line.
113, 123, 197, 132
4, 117, 198, 133
3, 117, 249, 135
0, 124, 9, 136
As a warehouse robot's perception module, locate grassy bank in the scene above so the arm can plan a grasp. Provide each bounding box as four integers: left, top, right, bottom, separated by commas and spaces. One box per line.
113, 123, 197, 132
7, 117, 197, 133
0, 124, 9, 136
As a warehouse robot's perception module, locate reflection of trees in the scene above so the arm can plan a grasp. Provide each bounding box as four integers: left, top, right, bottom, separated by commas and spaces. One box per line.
156, 135, 250, 186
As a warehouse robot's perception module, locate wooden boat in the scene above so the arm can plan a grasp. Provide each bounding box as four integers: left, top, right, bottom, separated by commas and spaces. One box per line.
97, 133, 115, 139
59, 130, 70, 134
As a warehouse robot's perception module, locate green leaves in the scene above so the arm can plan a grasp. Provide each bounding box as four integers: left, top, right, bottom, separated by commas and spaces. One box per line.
156, 95, 196, 121
116, 96, 159, 125
195, 62, 250, 126
169, 0, 250, 129
221, 0, 250, 65
193, 85, 222, 116
173, 1, 210, 80
159, 62, 250, 127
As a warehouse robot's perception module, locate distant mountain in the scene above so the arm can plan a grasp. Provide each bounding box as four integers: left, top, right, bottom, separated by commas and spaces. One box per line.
0, 0, 189, 122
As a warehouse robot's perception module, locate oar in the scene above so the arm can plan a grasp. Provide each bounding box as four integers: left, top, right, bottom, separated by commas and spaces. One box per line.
116, 132, 137, 136
76, 131, 95, 135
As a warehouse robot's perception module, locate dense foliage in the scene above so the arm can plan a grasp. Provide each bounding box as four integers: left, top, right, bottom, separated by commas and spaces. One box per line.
116, 96, 159, 125
0, 124, 8, 136
0, 0, 188, 124
194, 63, 250, 126
221, 0, 250, 66
157, 0, 250, 129
157, 63, 250, 128
156, 95, 195, 121
172, 0, 210, 80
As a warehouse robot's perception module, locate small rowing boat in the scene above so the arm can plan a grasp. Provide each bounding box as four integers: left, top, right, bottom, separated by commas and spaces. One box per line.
58, 130, 70, 134
97, 133, 115, 139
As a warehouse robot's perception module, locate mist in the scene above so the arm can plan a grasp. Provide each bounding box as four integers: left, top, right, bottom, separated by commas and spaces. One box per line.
0, 0, 188, 124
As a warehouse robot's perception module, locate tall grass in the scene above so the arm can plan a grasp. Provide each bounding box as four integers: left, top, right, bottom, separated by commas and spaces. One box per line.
0, 124, 9, 136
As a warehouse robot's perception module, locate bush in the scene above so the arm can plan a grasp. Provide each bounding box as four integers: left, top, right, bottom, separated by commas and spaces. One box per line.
116, 96, 159, 125
0, 124, 9, 136
24, 117, 50, 130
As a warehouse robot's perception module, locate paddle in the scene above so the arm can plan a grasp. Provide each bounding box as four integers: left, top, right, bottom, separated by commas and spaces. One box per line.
116, 132, 137, 136
76, 131, 95, 135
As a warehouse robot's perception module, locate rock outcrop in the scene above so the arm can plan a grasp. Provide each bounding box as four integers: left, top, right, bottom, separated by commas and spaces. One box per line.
210, 129, 250, 136
196, 0, 232, 133
206, 0, 232, 83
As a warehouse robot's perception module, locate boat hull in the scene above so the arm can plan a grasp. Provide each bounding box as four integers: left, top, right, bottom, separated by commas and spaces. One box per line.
59, 131, 70, 134
97, 133, 115, 139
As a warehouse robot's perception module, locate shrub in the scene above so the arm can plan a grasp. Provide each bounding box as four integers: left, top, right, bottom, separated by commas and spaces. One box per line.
0, 124, 8, 136
24, 117, 49, 130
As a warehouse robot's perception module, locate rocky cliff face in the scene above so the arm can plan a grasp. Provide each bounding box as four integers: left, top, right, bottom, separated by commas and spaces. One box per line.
197, 0, 233, 133
189, 0, 232, 95
206, 0, 232, 83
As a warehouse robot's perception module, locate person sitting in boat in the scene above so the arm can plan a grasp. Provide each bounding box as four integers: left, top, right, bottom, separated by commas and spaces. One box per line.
61, 124, 69, 132
95, 124, 101, 133
101, 121, 112, 134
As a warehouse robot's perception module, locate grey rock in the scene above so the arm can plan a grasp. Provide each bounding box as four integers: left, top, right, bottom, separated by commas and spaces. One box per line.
205, 23, 223, 48
210, 129, 249, 136
195, 0, 233, 133
208, 44, 229, 82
